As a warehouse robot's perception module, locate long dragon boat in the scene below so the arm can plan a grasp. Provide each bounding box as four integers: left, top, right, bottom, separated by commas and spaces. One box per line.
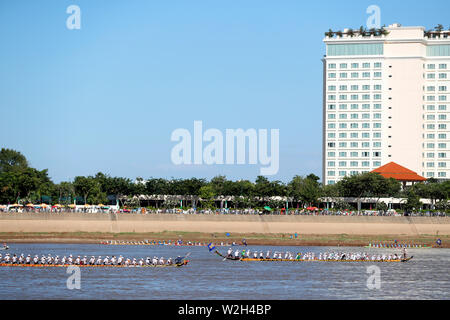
364, 244, 432, 249
214, 251, 413, 263
0, 261, 189, 268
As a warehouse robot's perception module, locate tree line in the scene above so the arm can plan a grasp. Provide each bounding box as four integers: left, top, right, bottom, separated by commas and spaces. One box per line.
1, 148, 449, 210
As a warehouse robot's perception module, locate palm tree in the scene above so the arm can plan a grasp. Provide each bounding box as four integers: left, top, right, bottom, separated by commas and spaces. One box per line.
369, 28, 377, 36
347, 28, 355, 37
325, 29, 334, 38
336, 30, 343, 38
424, 29, 433, 38
435, 24, 444, 32
359, 26, 366, 36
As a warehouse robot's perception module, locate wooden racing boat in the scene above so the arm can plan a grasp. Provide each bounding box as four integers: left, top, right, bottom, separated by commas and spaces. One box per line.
364, 245, 431, 249
214, 250, 413, 262
0, 260, 189, 268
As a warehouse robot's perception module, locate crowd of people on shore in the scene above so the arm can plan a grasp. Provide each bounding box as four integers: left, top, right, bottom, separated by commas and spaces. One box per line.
1, 206, 448, 217
225, 248, 408, 261
0, 253, 185, 266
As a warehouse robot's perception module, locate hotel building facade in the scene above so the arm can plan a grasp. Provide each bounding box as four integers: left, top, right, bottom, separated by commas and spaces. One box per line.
322, 24, 450, 185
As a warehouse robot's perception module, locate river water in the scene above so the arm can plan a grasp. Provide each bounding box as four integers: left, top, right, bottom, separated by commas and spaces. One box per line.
0, 243, 448, 300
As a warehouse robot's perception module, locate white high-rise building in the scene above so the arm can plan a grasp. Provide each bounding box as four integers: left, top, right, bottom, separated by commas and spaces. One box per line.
322, 23, 450, 185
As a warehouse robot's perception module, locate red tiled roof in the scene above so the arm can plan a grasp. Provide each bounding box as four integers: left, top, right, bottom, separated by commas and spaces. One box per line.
371, 162, 427, 182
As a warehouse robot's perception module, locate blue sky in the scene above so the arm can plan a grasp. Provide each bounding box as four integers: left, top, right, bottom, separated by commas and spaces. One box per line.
1, 0, 449, 183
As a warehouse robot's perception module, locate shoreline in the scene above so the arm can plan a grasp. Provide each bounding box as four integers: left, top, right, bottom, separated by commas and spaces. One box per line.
1, 232, 447, 248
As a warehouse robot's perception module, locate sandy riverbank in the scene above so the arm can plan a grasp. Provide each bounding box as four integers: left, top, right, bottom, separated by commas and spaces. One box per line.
0, 212, 449, 235
0, 213, 448, 247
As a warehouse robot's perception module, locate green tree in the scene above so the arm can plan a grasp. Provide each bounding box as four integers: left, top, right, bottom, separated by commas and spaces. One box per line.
0, 148, 28, 173
73, 176, 100, 204
199, 185, 216, 209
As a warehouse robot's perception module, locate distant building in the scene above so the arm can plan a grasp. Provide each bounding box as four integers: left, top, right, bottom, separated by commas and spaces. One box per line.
323, 23, 450, 184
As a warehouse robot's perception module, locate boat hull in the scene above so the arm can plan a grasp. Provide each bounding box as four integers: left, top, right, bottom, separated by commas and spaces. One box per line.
0, 261, 189, 268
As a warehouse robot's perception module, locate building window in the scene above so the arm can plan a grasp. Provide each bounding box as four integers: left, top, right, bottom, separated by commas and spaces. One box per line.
328, 63, 336, 69
373, 152, 381, 157
339, 152, 347, 157
438, 172, 446, 178
328, 114, 336, 119
328, 152, 336, 157
340, 63, 348, 69
374, 85, 382, 90
328, 85, 336, 91
362, 152, 370, 157
339, 123, 347, 129
374, 62, 382, 68
329, 73, 336, 79
373, 104, 381, 109
363, 63, 370, 68
427, 64, 436, 69
339, 85, 347, 91
362, 72, 371, 78
374, 72, 382, 77
328, 123, 336, 129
